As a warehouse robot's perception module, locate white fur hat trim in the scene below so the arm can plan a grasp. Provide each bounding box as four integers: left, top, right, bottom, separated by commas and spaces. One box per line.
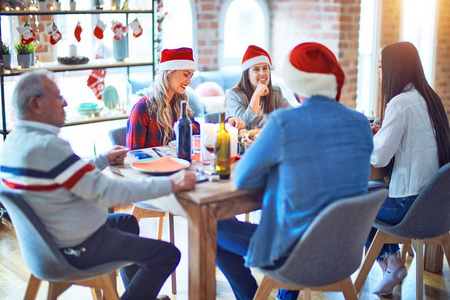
159, 60, 196, 71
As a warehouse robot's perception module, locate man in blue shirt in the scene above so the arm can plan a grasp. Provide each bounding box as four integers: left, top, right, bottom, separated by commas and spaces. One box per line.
216, 42, 374, 300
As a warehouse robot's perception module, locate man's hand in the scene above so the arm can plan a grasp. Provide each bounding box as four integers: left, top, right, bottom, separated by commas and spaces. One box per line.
227, 117, 246, 130
169, 170, 196, 193
370, 123, 381, 135
106, 145, 129, 165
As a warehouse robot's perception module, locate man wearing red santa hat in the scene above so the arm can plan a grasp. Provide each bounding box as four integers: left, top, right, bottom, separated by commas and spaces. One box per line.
216, 42, 373, 300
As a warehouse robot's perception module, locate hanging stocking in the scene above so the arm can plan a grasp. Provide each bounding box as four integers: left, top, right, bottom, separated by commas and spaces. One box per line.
45, 22, 62, 45
87, 69, 107, 100
129, 19, 143, 38
111, 21, 127, 41
93, 20, 106, 40
74, 21, 82, 42
16, 21, 35, 45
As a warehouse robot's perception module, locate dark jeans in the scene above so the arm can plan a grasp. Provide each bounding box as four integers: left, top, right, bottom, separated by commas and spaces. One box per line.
61, 213, 180, 300
217, 218, 298, 300
365, 195, 417, 261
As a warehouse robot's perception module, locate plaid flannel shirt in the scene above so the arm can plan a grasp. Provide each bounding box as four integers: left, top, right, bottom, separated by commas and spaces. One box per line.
126, 96, 200, 150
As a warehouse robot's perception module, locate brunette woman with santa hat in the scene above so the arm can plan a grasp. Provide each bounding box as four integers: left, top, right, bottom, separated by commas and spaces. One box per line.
225, 45, 292, 130
126, 47, 200, 150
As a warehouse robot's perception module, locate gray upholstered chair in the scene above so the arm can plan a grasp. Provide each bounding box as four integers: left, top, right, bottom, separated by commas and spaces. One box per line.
107, 127, 177, 294
354, 163, 450, 300
0, 191, 132, 299
204, 112, 220, 123
109, 126, 127, 146
254, 189, 389, 300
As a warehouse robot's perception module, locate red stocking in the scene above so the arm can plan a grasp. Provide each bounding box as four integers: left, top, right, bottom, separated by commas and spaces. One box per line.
93, 20, 106, 40
45, 23, 62, 45
87, 69, 107, 100
74, 21, 82, 42
129, 19, 143, 38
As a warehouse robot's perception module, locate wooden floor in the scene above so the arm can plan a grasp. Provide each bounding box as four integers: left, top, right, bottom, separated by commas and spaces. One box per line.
1, 205, 449, 300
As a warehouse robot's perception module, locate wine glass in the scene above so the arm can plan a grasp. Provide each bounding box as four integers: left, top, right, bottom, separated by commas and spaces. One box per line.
202, 130, 219, 174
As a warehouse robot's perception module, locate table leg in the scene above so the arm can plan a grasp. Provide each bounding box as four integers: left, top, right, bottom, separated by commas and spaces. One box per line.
187, 203, 217, 300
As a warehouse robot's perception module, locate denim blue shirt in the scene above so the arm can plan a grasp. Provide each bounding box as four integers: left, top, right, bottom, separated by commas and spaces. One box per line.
234, 95, 374, 268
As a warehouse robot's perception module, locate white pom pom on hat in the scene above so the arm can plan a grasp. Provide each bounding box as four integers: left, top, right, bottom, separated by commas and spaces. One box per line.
282, 42, 345, 101
241, 45, 274, 71
159, 47, 196, 71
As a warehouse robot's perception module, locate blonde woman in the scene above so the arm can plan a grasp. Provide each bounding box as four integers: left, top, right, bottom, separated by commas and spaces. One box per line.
126, 47, 200, 150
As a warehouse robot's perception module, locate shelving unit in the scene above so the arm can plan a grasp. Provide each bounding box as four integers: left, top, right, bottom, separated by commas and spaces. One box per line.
0, 6, 155, 139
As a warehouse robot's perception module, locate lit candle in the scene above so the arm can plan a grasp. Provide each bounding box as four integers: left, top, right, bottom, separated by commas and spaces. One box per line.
69, 44, 77, 57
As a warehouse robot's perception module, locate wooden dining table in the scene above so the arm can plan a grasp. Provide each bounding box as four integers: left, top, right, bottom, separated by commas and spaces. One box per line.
106, 147, 405, 299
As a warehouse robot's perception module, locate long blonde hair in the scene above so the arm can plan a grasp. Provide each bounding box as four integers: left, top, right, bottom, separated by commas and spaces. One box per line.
146, 71, 193, 145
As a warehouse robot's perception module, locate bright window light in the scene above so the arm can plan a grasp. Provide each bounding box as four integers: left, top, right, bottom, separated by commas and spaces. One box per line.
402, 0, 436, 85
161, 0, 193, 49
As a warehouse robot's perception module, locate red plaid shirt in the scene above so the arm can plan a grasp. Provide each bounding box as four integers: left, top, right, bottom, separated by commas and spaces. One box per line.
126, 96, 200, 150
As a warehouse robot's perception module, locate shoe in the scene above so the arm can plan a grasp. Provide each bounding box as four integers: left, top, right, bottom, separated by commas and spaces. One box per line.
373, 266, 407, 296
156, 295, 170, 300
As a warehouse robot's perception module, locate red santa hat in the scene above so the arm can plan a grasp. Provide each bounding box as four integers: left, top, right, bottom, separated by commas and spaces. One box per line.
241, 45, 273, 71
282, 42, 345, 101
159, 47, 196, 71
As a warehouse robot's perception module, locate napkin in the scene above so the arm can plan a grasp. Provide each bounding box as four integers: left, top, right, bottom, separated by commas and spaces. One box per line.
132, 156, 190, 172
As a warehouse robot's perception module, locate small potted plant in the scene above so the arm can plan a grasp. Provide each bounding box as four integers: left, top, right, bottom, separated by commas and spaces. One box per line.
38, 0, 47, 10
1, 42, 12, 70
53, 0, 61, 10
69, 0, 76, 11
15, 42, 36, 68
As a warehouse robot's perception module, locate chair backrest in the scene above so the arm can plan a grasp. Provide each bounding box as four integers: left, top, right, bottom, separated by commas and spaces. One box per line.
375, 163, 450, 239
109, 126, 127, 146
0, 192, 129, 282
203, 112, 220, 123
262, 189, 388, 287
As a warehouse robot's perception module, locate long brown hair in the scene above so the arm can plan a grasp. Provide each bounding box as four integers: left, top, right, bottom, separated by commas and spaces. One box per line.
380, 42, 450, 168
231, 68, 274, 115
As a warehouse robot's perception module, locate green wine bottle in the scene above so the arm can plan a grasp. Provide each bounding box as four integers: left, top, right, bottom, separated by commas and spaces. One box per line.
215, 112, 230, 179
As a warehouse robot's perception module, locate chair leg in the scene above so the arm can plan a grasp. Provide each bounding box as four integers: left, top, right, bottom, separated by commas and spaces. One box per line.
440, 232, 450, 267
157, 216, 164, 240
130, 205, 143, 223
354, 230, 388, 293
47, 282, 72, 300
412, 239, 424, 300
91, 288, 103, 300
254, 276, 277, 300
339, 277, 358, 300
95, 274, 120, 300
168, 213, 177, 295
303, 288, 311, 300
24, 275, 42, 300
401, 243, 413, 263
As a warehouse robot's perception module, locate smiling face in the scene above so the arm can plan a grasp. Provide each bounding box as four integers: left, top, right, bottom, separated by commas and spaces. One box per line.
248, 63, 270, 89
167, 69, 194, 100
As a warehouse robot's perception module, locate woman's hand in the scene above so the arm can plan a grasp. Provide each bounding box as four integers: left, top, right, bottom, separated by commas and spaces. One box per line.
106, 145, 129, 165
371, 123, 381, 135
227, 117, 246, 130
254, 81, 269, 98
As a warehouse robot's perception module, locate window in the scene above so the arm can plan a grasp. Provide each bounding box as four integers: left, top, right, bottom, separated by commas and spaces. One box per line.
401, 0, 437, 85
161, 0, 194, 49
356, 0, 381, 117
219, 0, 269, 68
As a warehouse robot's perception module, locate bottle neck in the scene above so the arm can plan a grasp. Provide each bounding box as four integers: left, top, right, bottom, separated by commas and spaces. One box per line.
180, 101, 187, 117
220, 112, 226, 130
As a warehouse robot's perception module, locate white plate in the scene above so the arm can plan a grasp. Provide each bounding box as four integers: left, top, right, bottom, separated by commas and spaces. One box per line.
130, 157, 190, 175
168, 140, 177, 148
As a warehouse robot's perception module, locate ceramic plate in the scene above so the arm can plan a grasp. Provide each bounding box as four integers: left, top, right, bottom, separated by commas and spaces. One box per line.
168, 140, 177, 148
130, 156, 190, 175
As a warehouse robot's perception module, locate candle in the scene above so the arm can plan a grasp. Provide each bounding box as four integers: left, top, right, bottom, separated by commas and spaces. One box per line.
200, 123, 238, 163
69, 44, 77, 57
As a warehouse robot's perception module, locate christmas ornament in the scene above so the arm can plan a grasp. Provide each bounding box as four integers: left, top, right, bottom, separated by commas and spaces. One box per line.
129, 19, 143, 38
74, 21, 82, 42
93, 19, 106, 40
111, 21, 127, 41
87, 69, 107, 100
45, 22, 62, 45
16, 21, 35, 45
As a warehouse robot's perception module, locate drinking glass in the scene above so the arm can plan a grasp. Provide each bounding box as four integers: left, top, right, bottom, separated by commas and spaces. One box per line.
202, 131, 219, 174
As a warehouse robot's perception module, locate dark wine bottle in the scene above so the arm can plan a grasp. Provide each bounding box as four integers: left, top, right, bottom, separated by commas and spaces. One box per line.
215, 112, 230, 179
176, 101, 192, 162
